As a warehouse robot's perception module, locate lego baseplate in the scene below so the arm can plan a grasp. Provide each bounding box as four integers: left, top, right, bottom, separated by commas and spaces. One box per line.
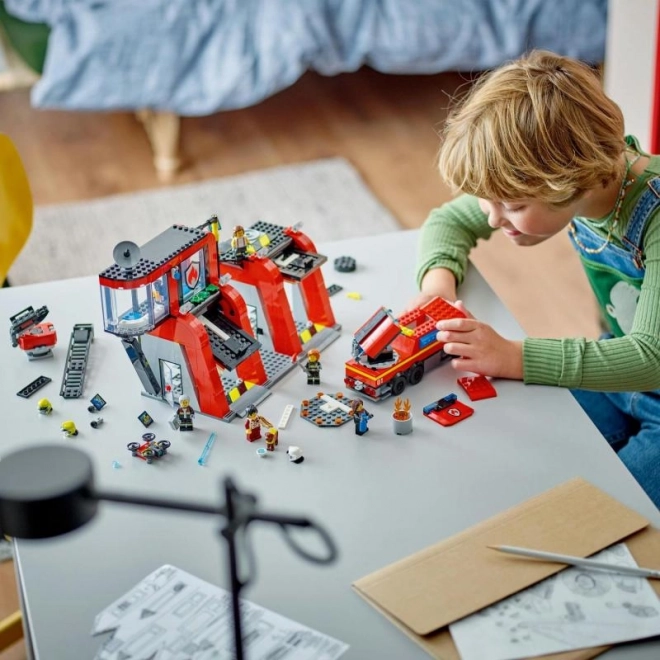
300, 392, 353, 427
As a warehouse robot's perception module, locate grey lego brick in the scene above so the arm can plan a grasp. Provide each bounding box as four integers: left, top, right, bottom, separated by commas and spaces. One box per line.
17, 375, 52, 398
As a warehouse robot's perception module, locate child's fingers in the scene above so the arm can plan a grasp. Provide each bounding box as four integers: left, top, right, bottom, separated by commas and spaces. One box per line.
436, 317, 476, 332
442, 341, 473, 357
451, 357, 478, 372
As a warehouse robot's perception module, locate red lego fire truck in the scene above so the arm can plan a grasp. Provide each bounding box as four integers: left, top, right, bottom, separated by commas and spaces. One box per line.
344, 297, 465, 402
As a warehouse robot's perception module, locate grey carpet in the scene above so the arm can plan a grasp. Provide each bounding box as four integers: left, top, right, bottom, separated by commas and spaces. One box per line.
9, 158, 400, 286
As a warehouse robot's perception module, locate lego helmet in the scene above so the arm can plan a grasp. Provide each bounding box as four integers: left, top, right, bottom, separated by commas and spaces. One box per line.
287, 446, 303, 462
307, 348, 320, 361
61, 420, 76, 434
37, 398, 52, 413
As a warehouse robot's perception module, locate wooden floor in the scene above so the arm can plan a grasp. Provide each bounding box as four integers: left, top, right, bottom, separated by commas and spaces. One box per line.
0, 67, 600, 659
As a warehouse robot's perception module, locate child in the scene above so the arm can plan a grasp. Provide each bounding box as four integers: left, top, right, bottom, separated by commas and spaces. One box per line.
414, 50, 660, 507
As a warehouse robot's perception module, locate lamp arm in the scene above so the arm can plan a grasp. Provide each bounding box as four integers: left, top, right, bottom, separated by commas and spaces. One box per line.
94, 486, 338, 566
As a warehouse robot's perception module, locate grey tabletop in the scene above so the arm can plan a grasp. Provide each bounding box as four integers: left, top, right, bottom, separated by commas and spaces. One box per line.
2, 229, 659, 659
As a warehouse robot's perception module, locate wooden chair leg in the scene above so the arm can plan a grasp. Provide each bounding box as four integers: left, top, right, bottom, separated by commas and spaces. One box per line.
136, 110, 181, 182
0, 611, 23, 651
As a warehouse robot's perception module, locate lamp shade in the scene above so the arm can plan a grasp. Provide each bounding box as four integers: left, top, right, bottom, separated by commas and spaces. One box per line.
0, 445, 97, 539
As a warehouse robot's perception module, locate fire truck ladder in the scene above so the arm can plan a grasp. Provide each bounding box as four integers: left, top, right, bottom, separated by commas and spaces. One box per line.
60, 323, 94, 398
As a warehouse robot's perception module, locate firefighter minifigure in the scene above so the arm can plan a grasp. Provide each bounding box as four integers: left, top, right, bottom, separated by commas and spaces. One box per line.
176, 394, 195, 431
265, 427, 279, 451
301, 348, 322, 386
37, 398, 53, 415
350, 398, 373, 436
245, 404, 262, 442
230, 225, 253, 260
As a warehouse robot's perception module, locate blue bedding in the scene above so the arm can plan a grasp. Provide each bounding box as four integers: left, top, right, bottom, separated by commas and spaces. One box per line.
6, 0, 608, 116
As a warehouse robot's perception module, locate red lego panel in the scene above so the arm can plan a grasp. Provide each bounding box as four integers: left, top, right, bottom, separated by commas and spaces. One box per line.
421, 297, 466, 323
457, 375, 498, 401
424, 399, 474, 427
397, 308, 425, 327
362, 316, 401, 358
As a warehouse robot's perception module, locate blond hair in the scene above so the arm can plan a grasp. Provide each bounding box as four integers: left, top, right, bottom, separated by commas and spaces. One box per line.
438, 50, 626, 206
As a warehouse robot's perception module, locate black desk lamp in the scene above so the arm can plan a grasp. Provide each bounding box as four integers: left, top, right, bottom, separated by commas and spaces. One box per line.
0, 445, 337, 660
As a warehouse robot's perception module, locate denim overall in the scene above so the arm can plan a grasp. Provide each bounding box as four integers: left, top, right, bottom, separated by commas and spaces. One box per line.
569, 176, 660, 508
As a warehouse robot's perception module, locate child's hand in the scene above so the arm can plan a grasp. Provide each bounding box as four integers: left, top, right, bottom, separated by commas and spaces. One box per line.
404, 268, 457, 312
436, 309, 523, 380
404, 292, 448, 313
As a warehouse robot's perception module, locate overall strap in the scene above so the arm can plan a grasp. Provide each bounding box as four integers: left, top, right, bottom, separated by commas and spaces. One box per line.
623, 176, 660, 268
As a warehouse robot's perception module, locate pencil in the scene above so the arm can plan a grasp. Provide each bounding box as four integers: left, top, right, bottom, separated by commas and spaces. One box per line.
488, 544, 660, 579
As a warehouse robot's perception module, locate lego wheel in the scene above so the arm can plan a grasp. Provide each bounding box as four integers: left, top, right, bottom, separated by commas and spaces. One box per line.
391, 376, 407, 396
142, 432, 156, 442
157, 440, 171, 450
408, 363, 425, 386
127, 442, 139, 451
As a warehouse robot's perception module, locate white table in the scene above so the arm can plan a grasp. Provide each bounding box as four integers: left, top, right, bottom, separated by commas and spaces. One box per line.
2, 230, 659, 659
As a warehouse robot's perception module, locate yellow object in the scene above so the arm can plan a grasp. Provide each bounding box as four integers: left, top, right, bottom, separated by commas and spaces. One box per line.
37, 398, 52, 415
0, 610, 23, 651
346, 292, 362, 300
0, 134, 33, 284
61, 420, 78, 436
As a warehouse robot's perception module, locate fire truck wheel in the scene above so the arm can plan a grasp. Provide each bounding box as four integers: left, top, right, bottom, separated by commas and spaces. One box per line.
408, 363, 425, 386
391, 376, 407, 396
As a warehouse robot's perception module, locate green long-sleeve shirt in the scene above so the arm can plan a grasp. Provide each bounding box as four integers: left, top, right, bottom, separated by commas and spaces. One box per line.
416, 152, 660, 392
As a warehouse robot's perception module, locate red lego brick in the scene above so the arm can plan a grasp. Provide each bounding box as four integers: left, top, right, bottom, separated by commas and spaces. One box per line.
424, 399, 474, 427
457, 375, 498, 401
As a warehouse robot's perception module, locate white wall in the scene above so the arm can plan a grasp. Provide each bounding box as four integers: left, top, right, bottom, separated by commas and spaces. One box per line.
604, 0, 658, 150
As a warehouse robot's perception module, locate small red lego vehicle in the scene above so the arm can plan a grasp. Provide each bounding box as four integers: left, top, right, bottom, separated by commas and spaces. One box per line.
127, 433, 171, 464
9, 305, 57, 360
344, 297, 465, 402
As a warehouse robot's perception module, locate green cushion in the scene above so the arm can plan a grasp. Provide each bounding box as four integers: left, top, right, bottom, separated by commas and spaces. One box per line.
0, 1, 49, 74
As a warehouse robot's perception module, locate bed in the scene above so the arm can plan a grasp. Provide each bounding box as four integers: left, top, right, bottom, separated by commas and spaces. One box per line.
2, 0, 609, 176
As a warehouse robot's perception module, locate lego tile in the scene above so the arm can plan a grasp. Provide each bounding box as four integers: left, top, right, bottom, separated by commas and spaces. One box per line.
457, 375, 498, 401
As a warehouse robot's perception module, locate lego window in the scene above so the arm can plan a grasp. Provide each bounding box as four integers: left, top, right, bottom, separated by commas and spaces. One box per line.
181, 249, 206, 303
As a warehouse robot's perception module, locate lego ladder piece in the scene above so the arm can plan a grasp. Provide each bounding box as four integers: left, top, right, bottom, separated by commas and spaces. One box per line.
60, 324, 94, 398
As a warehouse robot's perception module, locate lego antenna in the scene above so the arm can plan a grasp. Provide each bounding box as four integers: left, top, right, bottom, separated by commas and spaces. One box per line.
112, 241, 141, 269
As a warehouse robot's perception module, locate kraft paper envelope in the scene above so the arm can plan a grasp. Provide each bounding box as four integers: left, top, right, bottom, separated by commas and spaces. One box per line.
353, 478, 659, 660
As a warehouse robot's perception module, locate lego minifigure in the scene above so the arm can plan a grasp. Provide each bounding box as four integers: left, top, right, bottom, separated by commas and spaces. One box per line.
350, 398, 373, 436
265, 427, 279, 451
230, 225, 253, 260
37, 398, 53, 415
61, 420, 78, 437
176, 394, 195, 431
244, 404, 262, 442
300, 348, 322, 386
287, 446, 304, 464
